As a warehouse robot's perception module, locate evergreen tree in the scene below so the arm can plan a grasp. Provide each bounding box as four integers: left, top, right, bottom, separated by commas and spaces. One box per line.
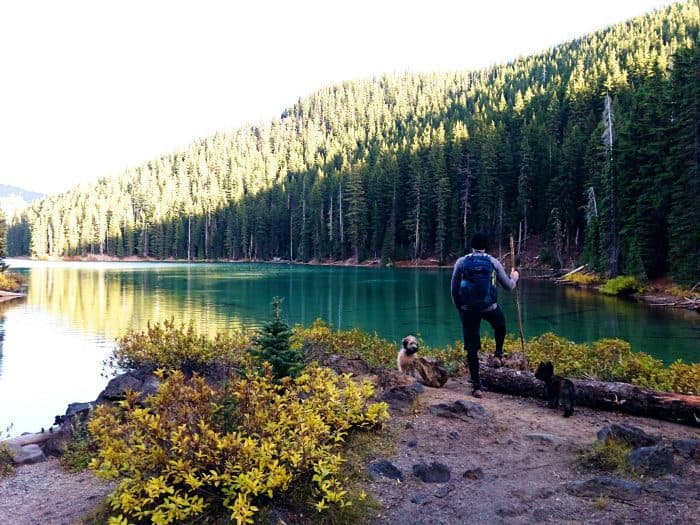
248, 298, 303, 381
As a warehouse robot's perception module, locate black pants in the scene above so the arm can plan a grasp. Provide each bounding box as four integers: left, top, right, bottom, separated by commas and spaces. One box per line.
459, 305, 506, 390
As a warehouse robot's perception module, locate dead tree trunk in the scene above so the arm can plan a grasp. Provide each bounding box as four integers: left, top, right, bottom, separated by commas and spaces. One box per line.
479, 361, 699, 427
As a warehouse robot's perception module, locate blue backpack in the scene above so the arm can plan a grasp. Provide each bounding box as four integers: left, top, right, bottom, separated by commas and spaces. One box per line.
459, 253, 497, 311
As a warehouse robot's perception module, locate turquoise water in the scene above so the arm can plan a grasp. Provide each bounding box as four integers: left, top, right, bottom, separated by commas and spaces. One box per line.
1, 260, 698, 435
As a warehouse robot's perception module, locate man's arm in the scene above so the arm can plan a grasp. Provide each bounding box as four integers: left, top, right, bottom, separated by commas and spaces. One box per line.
490, 256, 518, 291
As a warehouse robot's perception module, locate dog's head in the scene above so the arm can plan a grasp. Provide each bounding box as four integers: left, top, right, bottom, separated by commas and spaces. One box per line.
534, 361, 554, 381
402, 335, 419, 355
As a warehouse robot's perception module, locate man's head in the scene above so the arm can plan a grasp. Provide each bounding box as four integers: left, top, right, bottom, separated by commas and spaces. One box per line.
471, 232, 488, 251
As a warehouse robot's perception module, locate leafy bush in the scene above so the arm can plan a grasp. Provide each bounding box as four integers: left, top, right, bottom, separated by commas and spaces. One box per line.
89, 364, 389, 525
295, 321, 697, 395
0, 425, 14, 479
0, 271, 24, 293
60, 421, 97, 472
564, 272, 601, 286
249, 298, 304, 380
600, 275, 644, 296
0, 443, 13, 479
108, 318, 253, 374
667, 361, 700, 395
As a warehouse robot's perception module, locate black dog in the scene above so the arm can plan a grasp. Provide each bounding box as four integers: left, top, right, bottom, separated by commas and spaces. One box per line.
534, 361, 575, 417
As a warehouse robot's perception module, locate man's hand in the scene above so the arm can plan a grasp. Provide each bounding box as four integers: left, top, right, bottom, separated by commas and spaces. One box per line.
511, 269, 519, 281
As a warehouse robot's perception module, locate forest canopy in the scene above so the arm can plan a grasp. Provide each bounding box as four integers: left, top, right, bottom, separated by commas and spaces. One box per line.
8, 1, 699, 283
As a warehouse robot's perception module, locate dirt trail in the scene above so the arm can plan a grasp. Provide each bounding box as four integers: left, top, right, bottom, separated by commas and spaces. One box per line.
366, 377, 700, 525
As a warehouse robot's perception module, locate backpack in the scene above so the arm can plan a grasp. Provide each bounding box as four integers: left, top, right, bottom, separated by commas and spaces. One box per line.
459, 253, 497, 311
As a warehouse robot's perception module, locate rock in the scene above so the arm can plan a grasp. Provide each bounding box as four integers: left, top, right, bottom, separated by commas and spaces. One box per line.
407, 439, 418, 448
526, 433, 567, 447
429, 400, 490, 422
596, 423, 659, 448
671, 438, 700, 461
414, 357, 448, 388
628, 445, 676, 476
96, 370, 160, 404
405, 421, 417, 430
410, 493, 431, 505
434, 485, 454, 498
566, 476, 642, 501
413, 461, 451, 483
367, 459, 403, 481
316, 353, 371, 376
377, 369, 418, 389
532, 508, 550, 522
8, 443, 46, 465
462, 467, 484, 480
447, 431, 460, 440
381, 382, 423, 412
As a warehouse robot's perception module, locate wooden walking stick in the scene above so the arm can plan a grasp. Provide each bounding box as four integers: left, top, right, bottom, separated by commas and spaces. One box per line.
510, 235, 526, 357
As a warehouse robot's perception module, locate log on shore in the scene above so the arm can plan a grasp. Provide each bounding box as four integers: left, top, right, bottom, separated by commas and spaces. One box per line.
479, 364, 700, 427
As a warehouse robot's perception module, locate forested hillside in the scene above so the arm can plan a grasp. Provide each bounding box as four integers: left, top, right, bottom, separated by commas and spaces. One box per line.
8, 2, 699, 283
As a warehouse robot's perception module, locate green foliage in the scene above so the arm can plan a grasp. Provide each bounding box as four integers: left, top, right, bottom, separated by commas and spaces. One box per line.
249, 298, 304, 380
60, 421, 97, 472
89, 365, 389, 525
109, 318, 252, 374
295, 321, 697, 395
667, 361, 700, 395
600, 275, 645, 296
0, 425, 14, 479
579, 439, 635, 475
563, 272, 602, 286
0, 271, 24, 292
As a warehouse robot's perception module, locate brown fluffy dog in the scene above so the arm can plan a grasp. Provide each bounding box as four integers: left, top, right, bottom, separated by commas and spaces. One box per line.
397, 335, 419, 373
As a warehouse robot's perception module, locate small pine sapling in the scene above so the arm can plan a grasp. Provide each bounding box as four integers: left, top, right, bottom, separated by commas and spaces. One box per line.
249, 297, 304, 380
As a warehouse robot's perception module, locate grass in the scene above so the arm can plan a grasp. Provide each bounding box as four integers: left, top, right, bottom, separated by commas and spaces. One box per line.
578, 439, 635, 476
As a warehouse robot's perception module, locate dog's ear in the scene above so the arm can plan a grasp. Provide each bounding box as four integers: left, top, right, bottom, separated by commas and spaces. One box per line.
545, 362, 554, 374
402, 336, 408, 349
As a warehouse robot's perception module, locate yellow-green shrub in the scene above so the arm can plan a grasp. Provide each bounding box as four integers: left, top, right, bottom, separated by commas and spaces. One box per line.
600, 275, 644, 296
0, 271, 24, 292
525, 332, 590, 377
667, 361, 700, 395
109, 318, 254, 373
292, 319, 398, 368
89, 364, 389, 525
564, 272, 602, 286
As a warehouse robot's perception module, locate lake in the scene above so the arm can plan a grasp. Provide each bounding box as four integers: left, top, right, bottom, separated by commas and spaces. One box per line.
1, 260, 698, 436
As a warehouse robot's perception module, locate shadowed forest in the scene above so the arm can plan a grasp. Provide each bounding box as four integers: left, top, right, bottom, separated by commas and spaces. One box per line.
7, 2, 699, 284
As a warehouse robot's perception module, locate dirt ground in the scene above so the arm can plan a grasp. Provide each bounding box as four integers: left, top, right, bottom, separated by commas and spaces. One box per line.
0, 376, 697, 525
364, 376, 700, 525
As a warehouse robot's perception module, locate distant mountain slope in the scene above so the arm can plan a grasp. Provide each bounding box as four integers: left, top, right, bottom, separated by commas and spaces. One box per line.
0, 185, 43, 202
0, 185, 44, 220
7, 1, 699, 284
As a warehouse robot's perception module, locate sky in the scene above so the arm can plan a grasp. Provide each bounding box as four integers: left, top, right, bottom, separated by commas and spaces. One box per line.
0, 0, 678, 195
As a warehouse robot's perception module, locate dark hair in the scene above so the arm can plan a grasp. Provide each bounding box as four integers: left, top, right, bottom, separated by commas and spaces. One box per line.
471, 232, 488, 250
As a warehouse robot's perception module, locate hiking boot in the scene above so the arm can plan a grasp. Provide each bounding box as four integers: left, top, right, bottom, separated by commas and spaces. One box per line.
491, 356, 503, 368
472, 389, 483, 398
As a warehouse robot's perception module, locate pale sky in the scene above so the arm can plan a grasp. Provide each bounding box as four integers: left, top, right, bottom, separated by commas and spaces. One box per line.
0, 0, 678, 195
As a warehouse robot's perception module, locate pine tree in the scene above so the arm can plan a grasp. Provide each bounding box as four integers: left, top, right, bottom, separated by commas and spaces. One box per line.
248, 298, 303, 381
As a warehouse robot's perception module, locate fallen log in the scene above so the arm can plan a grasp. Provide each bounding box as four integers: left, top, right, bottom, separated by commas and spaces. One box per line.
479, 362, 700, 427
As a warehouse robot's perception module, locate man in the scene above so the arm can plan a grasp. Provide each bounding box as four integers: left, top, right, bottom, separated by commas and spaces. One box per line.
451, 232, 519, 398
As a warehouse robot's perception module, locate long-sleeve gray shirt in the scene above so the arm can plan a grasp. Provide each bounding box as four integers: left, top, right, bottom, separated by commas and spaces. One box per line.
451, 250, 518, 311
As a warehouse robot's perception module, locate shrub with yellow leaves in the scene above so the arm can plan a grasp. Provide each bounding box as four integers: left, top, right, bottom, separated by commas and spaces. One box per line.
89, 364, 389, 525
108, 318, 254, 375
